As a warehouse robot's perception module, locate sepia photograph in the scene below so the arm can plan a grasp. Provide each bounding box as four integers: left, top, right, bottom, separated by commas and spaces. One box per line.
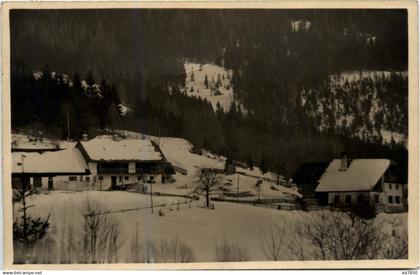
1, 1, 419, 270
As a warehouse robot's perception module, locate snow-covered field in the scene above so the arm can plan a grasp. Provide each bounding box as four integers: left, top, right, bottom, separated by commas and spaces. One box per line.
183, 62, 243, 112
18, 190, 407, 263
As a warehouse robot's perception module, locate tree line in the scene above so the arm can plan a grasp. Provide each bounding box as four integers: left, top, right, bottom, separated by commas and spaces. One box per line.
11, 63, 408, 180
11, 65, 123, 139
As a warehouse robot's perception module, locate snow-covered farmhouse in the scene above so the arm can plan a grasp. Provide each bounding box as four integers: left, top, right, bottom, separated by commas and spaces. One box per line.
75, 135, 175, 190
315, 153, 407, 212
12, 148, 90, 190
11, 134, 176, 191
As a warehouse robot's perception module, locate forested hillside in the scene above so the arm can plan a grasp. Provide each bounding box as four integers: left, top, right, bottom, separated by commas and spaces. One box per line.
10, 9, 408, 178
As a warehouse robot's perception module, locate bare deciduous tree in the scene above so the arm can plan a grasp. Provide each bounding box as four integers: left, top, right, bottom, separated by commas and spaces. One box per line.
381, 218, 408, 259
215, 239, 250, 262
130, 235, 195, 263
194, 168, 223, 207
79, 198, 124, 263
287, 224, 307, 261
296, 212, 408, 260
258, 219, 287, 261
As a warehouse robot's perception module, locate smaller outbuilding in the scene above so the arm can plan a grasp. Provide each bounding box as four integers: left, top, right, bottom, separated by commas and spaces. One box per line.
12, 148, 90, 190
293, 162, 329, 207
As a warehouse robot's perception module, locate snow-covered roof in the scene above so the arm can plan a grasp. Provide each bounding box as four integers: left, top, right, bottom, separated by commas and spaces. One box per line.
12, 134, 76, 151
79, 135, 162, 162
315, 159, 390, 192
12, 148, 89, 175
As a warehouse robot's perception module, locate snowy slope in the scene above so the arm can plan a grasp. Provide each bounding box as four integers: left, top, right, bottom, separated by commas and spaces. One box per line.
113, 129, 300, 199
22, 190, 407, 262
301, 70, 408, 147
183, 62, 242, 112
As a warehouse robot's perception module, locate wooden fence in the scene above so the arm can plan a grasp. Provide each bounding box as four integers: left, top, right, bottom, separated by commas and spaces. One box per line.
212, 197, 301, 211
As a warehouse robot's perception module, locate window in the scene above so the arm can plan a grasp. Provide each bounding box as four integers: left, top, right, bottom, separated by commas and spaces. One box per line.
69, 176, 77, 181
119, 176, 122, 182
345, 195, 352, 204
357, 195, 364, 203
388, 196, 393, 204
98, 176, 103, 180
396, 184, 399, 190
125, 176, 129, 180
389, 184, 392, 189
374, 195, 379, 203
334, 195, 340, 204
33, 177, 42, 188
48, 177, 54, 190
85, 177, 90, 182
395, 196, 401, 204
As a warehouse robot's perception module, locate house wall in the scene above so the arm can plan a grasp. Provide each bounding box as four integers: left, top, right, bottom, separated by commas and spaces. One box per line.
327, 191, 371, 205
27, 173, 162, 191
327, 185, 405, 213
25, 159, 167, 191
382, 181, 405, 212
95, 174, 162, 190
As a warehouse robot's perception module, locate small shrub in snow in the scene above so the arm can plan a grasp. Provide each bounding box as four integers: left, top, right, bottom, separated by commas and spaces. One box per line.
130, 234, 195, 263
295, 212, 407, 260
78, 198, 125, 263
258, 219, 287, 261
215, 239, 250, 262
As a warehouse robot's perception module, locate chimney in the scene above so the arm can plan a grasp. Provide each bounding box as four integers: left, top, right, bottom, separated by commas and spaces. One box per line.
82, 134, 88, 141
340, 151, 348, 171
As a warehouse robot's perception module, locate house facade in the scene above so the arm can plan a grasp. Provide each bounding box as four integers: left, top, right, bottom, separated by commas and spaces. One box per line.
12, 134, 176, 191
76, 135, 174, 190
315, 155, 406, 213
12, 148, 90, 190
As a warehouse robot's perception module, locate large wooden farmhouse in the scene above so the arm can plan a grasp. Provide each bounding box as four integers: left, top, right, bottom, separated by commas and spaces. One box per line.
76, 135, 174, 189
315, 153, 407, 212
12, 134, 175, 191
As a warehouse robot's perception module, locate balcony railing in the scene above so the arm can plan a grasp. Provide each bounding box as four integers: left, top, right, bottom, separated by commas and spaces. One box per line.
135, 168, 161, 174
98, 168, 129, 174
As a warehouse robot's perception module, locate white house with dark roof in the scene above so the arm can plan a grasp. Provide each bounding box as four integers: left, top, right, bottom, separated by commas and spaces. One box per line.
76, 135, 174, 190
315, 154, 406, 212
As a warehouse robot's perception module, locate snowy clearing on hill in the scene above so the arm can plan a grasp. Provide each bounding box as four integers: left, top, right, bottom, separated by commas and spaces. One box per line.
183, 62, 243, 112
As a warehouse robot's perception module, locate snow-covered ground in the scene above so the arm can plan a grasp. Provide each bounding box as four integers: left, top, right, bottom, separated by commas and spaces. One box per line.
113, 129, 300, 199
329, 71, 408, 87
18, 190, 407, 262
183, 62, 243, 112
